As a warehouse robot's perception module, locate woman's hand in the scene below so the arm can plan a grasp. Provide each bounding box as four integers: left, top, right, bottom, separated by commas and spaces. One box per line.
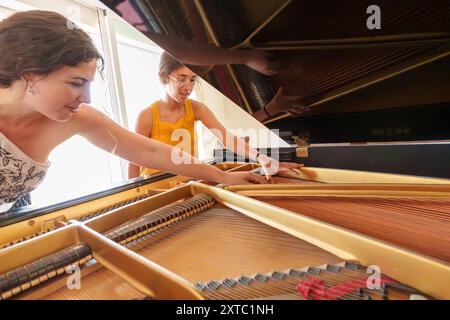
241, 49, 281, 76
265, 87, 310, 117
222, 171, 268, 185
257, 153, 304, 181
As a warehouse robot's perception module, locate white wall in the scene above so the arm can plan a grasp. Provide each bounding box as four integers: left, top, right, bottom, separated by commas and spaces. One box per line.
195, 79, 289, 159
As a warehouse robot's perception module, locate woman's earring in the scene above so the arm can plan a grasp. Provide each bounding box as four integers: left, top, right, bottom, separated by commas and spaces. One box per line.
28, 86, 36, 95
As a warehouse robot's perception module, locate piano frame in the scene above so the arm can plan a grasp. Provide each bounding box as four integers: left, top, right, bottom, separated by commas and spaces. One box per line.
0, 179, 449, 300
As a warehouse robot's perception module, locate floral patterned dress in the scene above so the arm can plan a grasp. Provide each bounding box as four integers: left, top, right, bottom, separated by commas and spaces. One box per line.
0, 132, 49, 213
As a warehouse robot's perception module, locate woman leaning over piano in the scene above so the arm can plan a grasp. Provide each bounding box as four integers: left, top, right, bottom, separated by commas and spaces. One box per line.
0, 10, 272, 213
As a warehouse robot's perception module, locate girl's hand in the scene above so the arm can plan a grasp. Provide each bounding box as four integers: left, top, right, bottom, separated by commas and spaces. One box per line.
222, 171, 268, 185
265, 87, 310, 117
257, 153, 304, 181
241, 50, 281, 76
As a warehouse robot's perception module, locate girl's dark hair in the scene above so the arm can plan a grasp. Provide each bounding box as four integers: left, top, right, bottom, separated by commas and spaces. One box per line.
0, 10, 103, 88
159, 51, 184, 83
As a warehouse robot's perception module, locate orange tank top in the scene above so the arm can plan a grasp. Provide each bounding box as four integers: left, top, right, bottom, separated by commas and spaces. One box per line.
140, 99, 197, 176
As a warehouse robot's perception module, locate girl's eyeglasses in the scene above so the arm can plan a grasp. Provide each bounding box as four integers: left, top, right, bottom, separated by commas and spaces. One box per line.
168, 75, 198, 88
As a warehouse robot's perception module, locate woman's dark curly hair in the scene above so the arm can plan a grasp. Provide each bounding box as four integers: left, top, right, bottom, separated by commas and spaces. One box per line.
0, 10, 103, 88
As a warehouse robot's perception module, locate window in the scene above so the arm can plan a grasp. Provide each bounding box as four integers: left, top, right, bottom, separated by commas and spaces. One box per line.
114, 18, 165, 132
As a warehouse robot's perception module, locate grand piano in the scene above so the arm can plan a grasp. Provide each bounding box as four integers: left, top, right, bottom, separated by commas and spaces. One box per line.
0, 0, 449, 300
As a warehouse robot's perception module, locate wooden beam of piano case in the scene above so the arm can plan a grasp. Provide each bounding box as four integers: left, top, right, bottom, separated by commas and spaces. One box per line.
227, 184, 450, 198
274, 167, 450, 186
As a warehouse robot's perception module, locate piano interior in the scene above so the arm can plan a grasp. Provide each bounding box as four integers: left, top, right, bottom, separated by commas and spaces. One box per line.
1, 0, 449, 300
1, 175, 449, 300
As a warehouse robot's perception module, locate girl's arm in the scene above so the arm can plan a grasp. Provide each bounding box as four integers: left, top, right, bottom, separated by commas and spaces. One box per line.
252, 87, 310, 122
74, 105, 266, 184
193, 101, 303, 178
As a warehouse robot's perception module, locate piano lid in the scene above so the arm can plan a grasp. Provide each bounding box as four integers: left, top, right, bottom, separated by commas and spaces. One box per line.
101, 0, 450, 143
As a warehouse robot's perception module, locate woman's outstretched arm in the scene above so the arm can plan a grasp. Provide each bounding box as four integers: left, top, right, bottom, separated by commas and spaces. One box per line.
145, 33, 279, 76
74, 105, 266, 184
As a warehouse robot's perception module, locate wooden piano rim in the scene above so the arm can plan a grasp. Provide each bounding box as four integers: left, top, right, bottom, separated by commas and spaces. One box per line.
226, 183, 450, 198
1, 182, 449, 300
229, 166, 450, 191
